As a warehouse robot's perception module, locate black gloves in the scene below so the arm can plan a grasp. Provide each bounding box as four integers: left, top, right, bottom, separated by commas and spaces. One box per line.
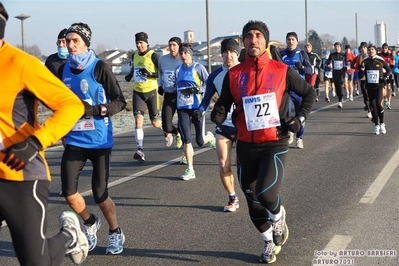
2, 136, 42, 171
125, 73, 133, 82
139, 68, 151, 76
192, 110, 203, 124
210, 105, 226, 124
180, 87, 199, 96
280, 116, 302, 134
295, 61, 304, 70
158, 86, 164, 96
82, 101, 100, 118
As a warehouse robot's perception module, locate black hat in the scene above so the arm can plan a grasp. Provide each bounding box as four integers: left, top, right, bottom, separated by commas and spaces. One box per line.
66, 22, 92, 47
344, 44, 350, 49
360, 41, 367, 47
58, 28, 67, 39
221, 38, 240, 55
334, 42, 341, 46
286, 32, 298, 41
242, 20, 270, 47
382, 43, 389, 47
168, 36, 181, 46
135, 32, 148, 44
368, 44, 377, 50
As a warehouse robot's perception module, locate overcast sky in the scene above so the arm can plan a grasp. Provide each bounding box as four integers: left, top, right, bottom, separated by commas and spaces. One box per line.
2, 0, 398, 56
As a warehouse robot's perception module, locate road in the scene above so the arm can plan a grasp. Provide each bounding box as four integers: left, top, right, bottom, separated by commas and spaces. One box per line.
1, 92, 399, 266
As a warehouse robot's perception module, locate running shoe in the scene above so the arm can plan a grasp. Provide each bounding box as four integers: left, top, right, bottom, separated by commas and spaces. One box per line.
338, 102, 343, 108
165, 133, 173, 147
315, 97, 319, 102
325, 97, 330, 103
384, 101, 388, 109
373, 125, 380, 135
180, 153, 187, 165
349, 95, 353, 101
223, 196, 239, 212
346, 90, 349, 98
83, 214, 102, 252
260, 240, 281, 264
288, 132, 294, 145
175, 133, 183, 149
134, 149, 145, 162
296, 138, 304, 149
380, 123, 386, 134
60, 211, 89, 265
206, 131, 216, 149
386, 102, 391, 109
181, 168, 195, 180
392, 92, 396, 97
106, 229, 125, 255
272, 206, 289, 246
356, 89, 360, 96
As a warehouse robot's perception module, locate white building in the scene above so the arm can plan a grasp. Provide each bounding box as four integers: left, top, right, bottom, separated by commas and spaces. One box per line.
374, 21, 388, 47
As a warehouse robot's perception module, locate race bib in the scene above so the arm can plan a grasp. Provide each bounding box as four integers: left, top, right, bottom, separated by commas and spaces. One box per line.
133, 67, 147, 83
162, 71, 175, 88
334, 61, 343, 70
72, 118, 96, 131
242, 93, 281, 131
366, 70, 379, 84
177, 91, 194, 108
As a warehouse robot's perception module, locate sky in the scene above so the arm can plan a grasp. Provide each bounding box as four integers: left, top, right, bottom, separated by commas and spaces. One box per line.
2, 0, 398, 56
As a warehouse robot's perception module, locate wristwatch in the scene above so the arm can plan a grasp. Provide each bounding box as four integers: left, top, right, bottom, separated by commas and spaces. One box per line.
297, 116, 305, 124
100, 105, 107, 116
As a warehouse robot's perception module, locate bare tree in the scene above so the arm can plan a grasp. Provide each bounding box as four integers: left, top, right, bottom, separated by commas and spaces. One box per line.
95, 42, 111, 55
16, 44, 42, 58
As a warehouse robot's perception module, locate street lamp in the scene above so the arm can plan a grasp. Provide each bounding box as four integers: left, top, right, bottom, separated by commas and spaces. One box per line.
15, 13, 30, 52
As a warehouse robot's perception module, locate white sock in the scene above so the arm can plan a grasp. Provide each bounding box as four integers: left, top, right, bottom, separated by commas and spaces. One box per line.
135, 128, 144, 148
260, 226, 273, 242
267, 209, 282, 222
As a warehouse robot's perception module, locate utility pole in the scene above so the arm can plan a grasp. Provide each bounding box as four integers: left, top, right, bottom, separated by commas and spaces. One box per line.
206, 0, 211, 73
355, 13, 358, 47
15, 13, 30, 52
305, 0, 308, 43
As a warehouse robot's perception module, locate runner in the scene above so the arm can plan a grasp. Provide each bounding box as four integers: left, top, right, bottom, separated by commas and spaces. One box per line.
321, 50, 335, 102
344, 45, 355, 101
378, 43, 395, 109
326, 42, 347, 108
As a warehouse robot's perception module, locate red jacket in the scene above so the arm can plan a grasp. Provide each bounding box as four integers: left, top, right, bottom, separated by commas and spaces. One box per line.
213, 51, 315, 143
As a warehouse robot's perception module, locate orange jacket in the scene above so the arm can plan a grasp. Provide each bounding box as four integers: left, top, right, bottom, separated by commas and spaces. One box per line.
0, 42, 84, 181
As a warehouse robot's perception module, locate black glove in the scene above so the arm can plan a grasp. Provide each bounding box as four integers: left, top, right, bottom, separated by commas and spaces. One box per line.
2, 136, 42, 171
192, 110, 203, 124
82, 101, 100, 118
342, 66, 347, 72
180, 87, 199, 96
210, 105, 226, 124
139, 68, 151, 76
158, 86, 164, 96
295, 61, 304, 70
125, 73, 133, 82
280, 116, 302, 133
359, 63, 365, 72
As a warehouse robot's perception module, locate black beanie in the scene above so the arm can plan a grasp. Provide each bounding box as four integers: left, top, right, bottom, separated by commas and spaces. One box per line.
58, 28, 67, 39
286, 32, 298, 41
242, 21, 269, 47
344, 44, 350, 49
168, 36, 181, 46
135, 32, 148, 44
66, 22, 91, 47
0, 2, 8, 39
382, 43, 388, 47
221, 38, 240, 55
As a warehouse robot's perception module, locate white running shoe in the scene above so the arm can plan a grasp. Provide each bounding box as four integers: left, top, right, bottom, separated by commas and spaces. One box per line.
60, 211, 89, 265
380, 123, 386, 134
349, 95, 353, 101
134, 149, 145, 162
165, 133, 173, 147
373, 125, 380, 135
366, 112, 372, 118
181, 168, 196, 180
106, 229, 125, 255
83, 214, 102, 252
338, 102, 343, 108
296, 138, 304, 149
175, 133, 183, 149
288, 132, 294, 144
206, 131, 216, 149
346, 90, 349, 98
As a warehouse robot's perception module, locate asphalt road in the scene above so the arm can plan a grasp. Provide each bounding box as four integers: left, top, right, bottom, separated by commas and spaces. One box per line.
1, 90, 399, 266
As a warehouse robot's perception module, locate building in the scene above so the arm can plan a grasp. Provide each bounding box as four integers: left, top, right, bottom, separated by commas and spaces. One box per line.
97, 48, 129, 74
374, 21, 388, 47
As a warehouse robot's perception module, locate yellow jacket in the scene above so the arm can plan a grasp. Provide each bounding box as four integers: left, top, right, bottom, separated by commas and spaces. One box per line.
0, 42, 84, 181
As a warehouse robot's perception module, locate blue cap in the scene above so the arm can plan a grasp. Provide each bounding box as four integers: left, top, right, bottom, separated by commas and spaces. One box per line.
323, 50, 330, 55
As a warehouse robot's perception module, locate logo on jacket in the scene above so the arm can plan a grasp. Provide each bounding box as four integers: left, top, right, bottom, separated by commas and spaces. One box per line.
80, 79, 89, 94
